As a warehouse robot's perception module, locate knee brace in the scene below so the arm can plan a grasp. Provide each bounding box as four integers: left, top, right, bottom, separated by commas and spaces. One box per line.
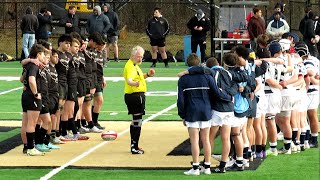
266, 114, 275, 120
231, 132, 241, 137
94, 92, 103, 97
277, 111, 290, 117
131, 115, 143, 127
58, 104, 64, 111
84, 94, 93, 102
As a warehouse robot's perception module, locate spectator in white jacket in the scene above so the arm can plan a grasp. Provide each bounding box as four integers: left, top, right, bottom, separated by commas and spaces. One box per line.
267, 12, 290, 40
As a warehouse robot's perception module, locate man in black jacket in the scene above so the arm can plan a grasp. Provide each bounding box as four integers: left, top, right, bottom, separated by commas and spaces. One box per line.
299, 8, 319, 58
187, 9, 210, 63
59, 6, 80, 34
146, 7, 170, 68
102, 3, 120, 62
20, 6, 38, 58
35, 7, 52, 42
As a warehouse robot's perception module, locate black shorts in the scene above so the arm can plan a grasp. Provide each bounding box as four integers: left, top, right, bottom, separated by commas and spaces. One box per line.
40, 100, 49, 114
95, 83, 103, 93
58, 83, 68, 100
86, 77, 93, 90
48, 94, 59, 114
92, 73, 97, 89
77, 79, 86, 97
247, 96, 258, 118
21, 91, 42, 112
150, 38, 166, 47
124, 92, 145, 115
67, 85, 77, 101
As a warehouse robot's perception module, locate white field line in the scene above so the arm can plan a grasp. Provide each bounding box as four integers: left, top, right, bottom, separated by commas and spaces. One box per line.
40, 103, 177, 180
0, 76, 179, 82
0, 87, 23, 95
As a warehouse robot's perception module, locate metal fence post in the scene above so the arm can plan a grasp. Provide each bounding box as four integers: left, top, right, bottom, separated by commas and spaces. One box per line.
15, 2, 18, 60
210, 0, 215, 57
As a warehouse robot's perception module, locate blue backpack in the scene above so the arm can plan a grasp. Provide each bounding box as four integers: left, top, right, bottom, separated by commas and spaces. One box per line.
234, 63, 255, 113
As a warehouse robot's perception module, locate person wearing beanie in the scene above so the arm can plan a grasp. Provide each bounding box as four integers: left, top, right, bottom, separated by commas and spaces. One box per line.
102, 3, 120, 63
20, 6, 38, 58
268, 3, 286, 23
146, 7, 170, 68
86, 5, 111, 37
187, 9, 211, 64
266, 11, 290, 41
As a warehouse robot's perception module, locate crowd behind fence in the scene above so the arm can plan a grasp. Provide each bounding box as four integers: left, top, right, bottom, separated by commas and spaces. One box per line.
0, 1, 317, 61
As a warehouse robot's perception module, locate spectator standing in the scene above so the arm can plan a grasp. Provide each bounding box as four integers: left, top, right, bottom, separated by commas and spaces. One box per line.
35, 7, 52, 42
247, 7, 265, 51
299, 11, 319, 58
146, 7, 170, 68
187, 9, 210, 63
102, 3, 120, 62
266, 11, 290, 41
268, 3, 286, 23
20, 6, 38, 58
59, 6, 80, 34
314, 14, 320, 57
86, 5, 111, 37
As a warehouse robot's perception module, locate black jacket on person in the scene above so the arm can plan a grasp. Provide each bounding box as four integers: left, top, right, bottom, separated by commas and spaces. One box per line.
187, 15, 210, 39
59, 12, 80, 34
20, 7, 38, 34
104, 10, 120, 36
35, 13, 52, 40
299, 14, 316, 40
146, 16, 169, 39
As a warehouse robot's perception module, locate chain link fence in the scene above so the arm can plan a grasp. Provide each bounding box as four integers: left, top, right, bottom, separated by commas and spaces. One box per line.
4, 0, 314, 61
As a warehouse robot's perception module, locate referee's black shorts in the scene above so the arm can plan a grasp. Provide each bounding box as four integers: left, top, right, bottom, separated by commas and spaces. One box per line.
124, 92, 145, 115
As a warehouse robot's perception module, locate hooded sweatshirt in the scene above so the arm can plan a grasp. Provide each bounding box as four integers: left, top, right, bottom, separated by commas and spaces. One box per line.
86, 6, 111, 35
187, 9, 211, 39
20, 7, 39, 34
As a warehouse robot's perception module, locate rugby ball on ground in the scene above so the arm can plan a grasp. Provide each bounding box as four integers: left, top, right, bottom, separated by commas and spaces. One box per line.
101, 130, 118, 141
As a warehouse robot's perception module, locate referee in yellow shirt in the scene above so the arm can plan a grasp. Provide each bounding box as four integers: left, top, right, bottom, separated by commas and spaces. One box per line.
123, 46, 155, 154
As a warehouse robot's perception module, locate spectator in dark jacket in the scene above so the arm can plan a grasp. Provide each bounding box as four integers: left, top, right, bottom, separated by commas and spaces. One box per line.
187, 9, 211, 63
20, 6, 38, 58
86, 5, 111, 37
102, 3, 120, 62
247, 7, 265, 51
35, 7, 52, 42
299, 7, 312, 37
314, 14, 320, 57
300, 11, 319, 58
146, 7, 170, 68
59, 5, 80, 34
